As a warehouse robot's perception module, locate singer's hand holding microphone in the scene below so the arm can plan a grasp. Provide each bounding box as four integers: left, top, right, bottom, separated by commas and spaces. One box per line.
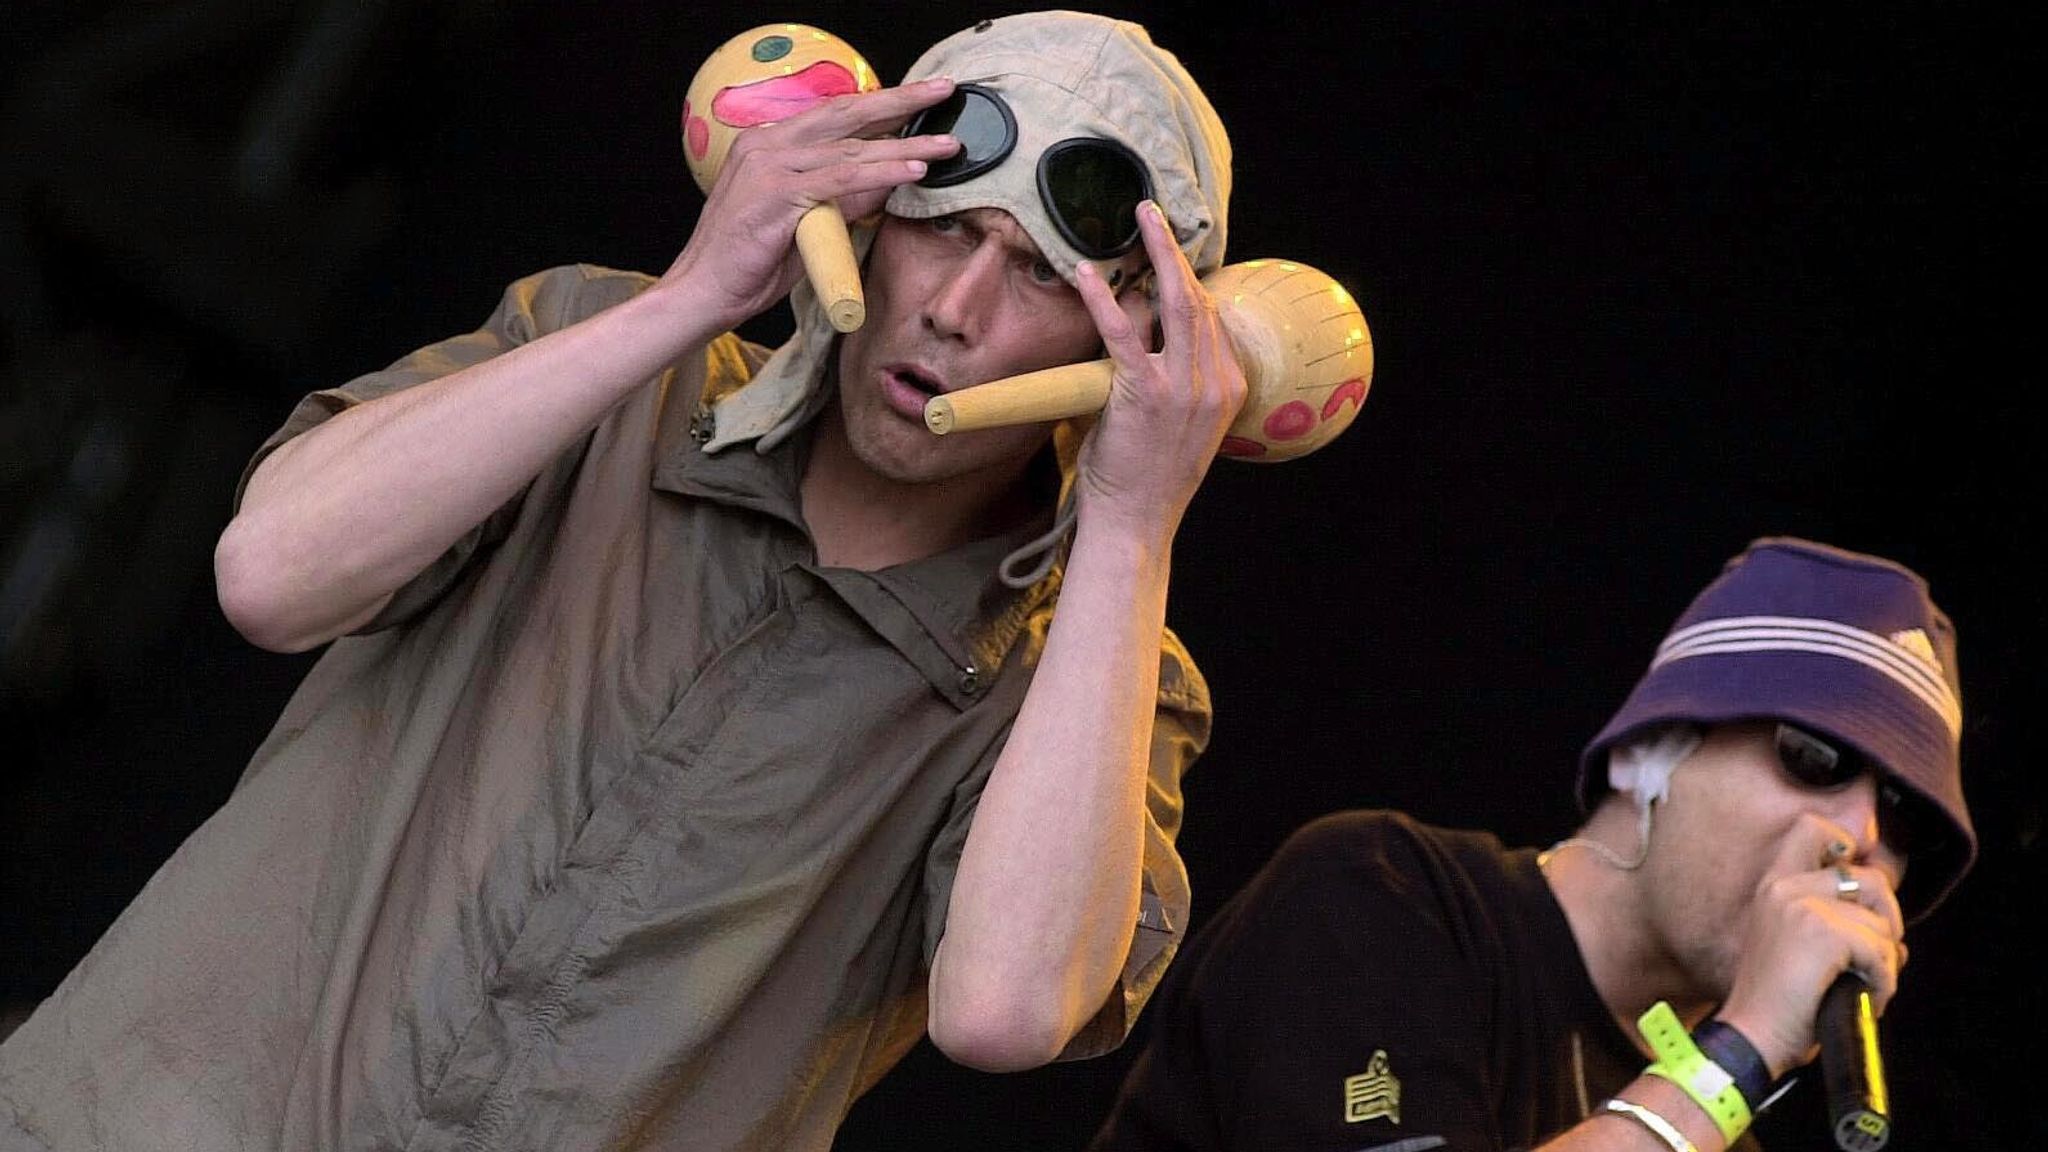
1711, 827, 1907, 1150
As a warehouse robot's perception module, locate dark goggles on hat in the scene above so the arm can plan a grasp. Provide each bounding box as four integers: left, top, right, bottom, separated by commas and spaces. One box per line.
1773, 723, 1953, 861
901, 83, 1155, 260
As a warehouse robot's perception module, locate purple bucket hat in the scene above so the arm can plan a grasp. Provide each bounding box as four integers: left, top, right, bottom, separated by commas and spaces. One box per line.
1578, 536, 1975, 923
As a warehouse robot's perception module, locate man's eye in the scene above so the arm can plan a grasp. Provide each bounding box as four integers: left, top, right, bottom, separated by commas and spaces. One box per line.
928, 216, 962, 235
1029, 259, 1061, 285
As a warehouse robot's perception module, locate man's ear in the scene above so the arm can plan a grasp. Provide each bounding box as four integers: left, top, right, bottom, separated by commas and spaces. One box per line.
1609, 725, 1705, 814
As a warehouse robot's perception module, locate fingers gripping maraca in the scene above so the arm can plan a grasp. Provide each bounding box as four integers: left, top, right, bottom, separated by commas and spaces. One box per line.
924, 258, 1373, 463
683, 24, 879, 332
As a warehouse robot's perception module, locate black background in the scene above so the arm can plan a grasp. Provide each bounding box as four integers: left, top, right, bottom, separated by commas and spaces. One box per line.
1, 1, 2037, 1148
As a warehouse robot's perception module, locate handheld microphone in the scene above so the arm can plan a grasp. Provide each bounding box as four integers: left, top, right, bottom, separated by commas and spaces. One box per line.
1816, 973, 1890, 1151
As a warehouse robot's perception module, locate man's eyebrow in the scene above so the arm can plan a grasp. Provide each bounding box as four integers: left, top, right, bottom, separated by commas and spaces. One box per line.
988, 221, 1047, 261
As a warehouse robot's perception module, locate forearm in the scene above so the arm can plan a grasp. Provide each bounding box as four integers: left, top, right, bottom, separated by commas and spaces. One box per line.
1536, 1071, 1734, 1152
929, 511, 1172, 1070
215, 279, 726, 651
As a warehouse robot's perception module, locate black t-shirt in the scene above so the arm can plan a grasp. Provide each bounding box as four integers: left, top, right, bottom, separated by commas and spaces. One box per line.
1087, 809, 1665, 1152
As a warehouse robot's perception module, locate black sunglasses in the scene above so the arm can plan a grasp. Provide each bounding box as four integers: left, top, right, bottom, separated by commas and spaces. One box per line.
901, 83, 1155, 260
1772, 723, 1951, 859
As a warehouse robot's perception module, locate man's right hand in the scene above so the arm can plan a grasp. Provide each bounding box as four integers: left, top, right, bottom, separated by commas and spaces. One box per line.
1711, 816, 1908, 1079
218, 79, 968, 653
656, 77, 964, 332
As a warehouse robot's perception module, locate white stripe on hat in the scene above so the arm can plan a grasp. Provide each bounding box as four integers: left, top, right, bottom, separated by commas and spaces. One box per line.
1660, 618, 1951, 701
1650, 615, 1962, 738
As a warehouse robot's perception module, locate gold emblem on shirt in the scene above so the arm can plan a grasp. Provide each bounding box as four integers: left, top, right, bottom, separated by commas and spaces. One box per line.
1343, 1050, 1401, 1124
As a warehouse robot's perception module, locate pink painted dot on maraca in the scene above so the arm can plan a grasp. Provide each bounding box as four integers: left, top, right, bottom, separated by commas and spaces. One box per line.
1321, 377, 1368, 421
682, 100, 710, 164
1262, 401, 1316, 442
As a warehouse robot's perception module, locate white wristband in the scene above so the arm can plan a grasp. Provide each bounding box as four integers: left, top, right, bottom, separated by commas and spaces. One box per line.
1604, 1097, 1699, 1152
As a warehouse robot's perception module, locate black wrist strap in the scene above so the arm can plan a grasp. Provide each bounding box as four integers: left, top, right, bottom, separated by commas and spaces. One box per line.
1692, 1018, 1777, 1114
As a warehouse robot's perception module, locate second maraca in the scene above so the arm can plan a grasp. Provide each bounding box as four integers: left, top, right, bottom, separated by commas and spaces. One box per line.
681, 24, 878, 333
924, 258, 1374, 463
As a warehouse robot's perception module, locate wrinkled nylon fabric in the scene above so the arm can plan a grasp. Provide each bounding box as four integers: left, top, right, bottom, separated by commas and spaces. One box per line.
0, 264, 1209, 1152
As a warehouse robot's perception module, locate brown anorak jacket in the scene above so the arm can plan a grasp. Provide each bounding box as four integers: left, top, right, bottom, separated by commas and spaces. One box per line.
0, 264, 1210, 1151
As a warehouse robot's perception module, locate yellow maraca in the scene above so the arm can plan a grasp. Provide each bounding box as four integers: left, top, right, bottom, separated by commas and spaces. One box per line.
924, 258, 1373, 462
682, 24, 879, 332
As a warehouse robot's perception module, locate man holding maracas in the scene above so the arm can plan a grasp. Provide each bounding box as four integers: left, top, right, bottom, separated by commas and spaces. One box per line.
0, 10, 1281, 1152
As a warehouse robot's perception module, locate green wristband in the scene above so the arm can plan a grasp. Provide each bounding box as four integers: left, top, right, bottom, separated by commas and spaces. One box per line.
1637, 1000, 1752, 1145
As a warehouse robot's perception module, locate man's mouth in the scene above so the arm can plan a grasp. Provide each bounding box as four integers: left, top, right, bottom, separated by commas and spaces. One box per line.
890, 365, 945, 397
880, 365, 950, 421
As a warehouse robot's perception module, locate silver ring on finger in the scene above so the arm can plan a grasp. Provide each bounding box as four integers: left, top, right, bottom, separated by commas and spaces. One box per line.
1833, 865, 1862, 901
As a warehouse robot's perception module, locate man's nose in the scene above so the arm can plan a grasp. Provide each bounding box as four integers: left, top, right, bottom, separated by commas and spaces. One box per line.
923, 244, 1004, 341
1841, 774, 1907, 887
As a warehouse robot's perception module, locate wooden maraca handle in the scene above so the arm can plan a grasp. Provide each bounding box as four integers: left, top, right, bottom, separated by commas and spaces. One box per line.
924, 362, 1112, 435
795, 204, 865, 333
923, 258, 1374, 463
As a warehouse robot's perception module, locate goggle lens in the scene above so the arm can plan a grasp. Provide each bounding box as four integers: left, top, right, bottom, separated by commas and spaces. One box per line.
902, 83, 1154, 260
1039, 137, 1152, 259
906, 84, 1015, 188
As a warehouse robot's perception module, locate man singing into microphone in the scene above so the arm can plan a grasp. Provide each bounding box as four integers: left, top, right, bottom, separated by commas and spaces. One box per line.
1087, 536, 1978, 1152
